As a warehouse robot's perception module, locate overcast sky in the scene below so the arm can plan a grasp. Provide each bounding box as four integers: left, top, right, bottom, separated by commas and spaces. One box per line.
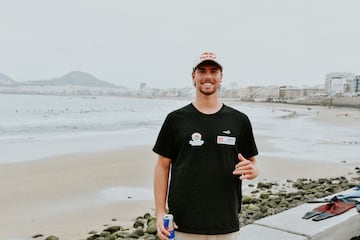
1, 0, 359, 89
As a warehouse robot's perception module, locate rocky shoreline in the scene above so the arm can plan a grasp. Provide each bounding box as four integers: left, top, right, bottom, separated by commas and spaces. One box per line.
32, 167, 360, 240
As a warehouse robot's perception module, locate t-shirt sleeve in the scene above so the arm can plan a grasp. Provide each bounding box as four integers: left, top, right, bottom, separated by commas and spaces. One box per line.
239, 116, 258, 159
152, 115, 175, 159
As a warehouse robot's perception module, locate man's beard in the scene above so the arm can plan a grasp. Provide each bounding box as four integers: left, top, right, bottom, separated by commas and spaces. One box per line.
199, 88, 217, 96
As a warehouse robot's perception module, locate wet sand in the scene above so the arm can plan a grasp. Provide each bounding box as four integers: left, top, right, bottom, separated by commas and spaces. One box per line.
1, 103, 359, 239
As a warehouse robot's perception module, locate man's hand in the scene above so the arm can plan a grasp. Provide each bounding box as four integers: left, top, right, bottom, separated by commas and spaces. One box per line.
156, 213, 169, 240
156, 213, 178, 240
233, 153, 259, 180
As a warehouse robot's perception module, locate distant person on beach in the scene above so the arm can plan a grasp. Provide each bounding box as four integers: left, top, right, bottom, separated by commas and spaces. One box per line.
153, 51, 259, 240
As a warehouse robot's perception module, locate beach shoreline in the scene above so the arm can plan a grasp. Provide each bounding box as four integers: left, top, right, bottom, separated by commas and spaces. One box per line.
1, 102, 359, 239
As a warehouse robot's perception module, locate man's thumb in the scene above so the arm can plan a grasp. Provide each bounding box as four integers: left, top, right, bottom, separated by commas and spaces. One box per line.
238, 153, 245, 161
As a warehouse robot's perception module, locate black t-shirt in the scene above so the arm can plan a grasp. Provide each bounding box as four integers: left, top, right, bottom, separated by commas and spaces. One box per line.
153, 103, 258, 234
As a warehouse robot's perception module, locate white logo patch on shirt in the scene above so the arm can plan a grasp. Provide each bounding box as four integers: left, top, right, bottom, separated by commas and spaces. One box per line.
189, 132, 204, 146
217, 136, 236, 145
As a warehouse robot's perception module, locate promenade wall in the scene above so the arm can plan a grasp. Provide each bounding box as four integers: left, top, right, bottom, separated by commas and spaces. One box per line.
276, 96, 360, 108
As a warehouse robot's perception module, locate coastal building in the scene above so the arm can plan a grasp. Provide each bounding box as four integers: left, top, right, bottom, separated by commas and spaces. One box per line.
353, 75, 360, 95
279, 86, 301, 99
222, 85, 280, 101
325, 72, 358, 96
278, 86, 324, 100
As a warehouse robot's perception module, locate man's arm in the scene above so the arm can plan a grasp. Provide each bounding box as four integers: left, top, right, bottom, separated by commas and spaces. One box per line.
154, 154, 172, 239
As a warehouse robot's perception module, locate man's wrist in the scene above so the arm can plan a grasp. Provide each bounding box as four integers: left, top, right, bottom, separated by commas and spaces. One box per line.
155, 209, 167, 217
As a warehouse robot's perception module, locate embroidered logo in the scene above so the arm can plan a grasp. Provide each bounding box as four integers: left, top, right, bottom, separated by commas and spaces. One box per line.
222, 130, 231, 135
189, 132, 204, 146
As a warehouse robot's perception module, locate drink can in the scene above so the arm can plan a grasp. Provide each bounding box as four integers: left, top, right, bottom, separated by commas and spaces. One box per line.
163, 214, 175, 239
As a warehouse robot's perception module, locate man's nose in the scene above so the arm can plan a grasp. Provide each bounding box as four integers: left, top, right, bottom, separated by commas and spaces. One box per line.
204, 71, 212, 78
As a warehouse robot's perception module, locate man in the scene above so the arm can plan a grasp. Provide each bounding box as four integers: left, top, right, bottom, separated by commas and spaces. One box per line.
153, 51, 259, 240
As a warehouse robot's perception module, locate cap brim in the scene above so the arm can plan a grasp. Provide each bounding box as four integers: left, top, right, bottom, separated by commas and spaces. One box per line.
193, 59, 223, 71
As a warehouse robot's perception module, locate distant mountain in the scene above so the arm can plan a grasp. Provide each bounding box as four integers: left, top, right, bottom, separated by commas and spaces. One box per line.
0, 72, 17, 86
24, 71, 122, 88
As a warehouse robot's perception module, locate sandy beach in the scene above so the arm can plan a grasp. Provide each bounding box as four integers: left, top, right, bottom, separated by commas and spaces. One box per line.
1, 103, 359, 240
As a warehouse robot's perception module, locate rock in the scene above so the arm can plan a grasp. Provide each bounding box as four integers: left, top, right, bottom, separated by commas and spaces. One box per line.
143, 212, 152, 220
259, 193, 269, 199
252, 212, 264, 220
242, 195, 260, 204
87, 234, 100, 240
44, 236, 59, 240
103, 234, 116, 240
245, 219, 254, 225
257, 182, 274, 189
247, 204, 260, 212
143, 236, 157, 240
32, 234, 43, 238
127, 232, 140, 238
291, 194, 304, 200
292, 181, 304, 189
100, 231, 111, 237
145, 220, 157, 234
133, 219, 145, 228
132, 228, 145, 236
324, 186, 336, 193
103, 226, 121, 233
242, 196, 253, 204
264, 200, 278, 209
115, 232, 130, 238
268, 195, 281, 203
278, 199, 289, 208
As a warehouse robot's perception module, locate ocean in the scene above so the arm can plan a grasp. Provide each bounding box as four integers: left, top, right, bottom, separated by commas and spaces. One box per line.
0, 94, 359, 163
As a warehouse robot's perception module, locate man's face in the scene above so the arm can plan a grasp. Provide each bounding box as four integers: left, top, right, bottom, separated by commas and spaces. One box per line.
192, 63, 223, 96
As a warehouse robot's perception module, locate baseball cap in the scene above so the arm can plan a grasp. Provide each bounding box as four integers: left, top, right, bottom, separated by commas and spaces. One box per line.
193, 51, 223, 72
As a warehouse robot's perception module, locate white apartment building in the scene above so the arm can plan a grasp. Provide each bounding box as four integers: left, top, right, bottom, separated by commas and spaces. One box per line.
325, 72, 358, 96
